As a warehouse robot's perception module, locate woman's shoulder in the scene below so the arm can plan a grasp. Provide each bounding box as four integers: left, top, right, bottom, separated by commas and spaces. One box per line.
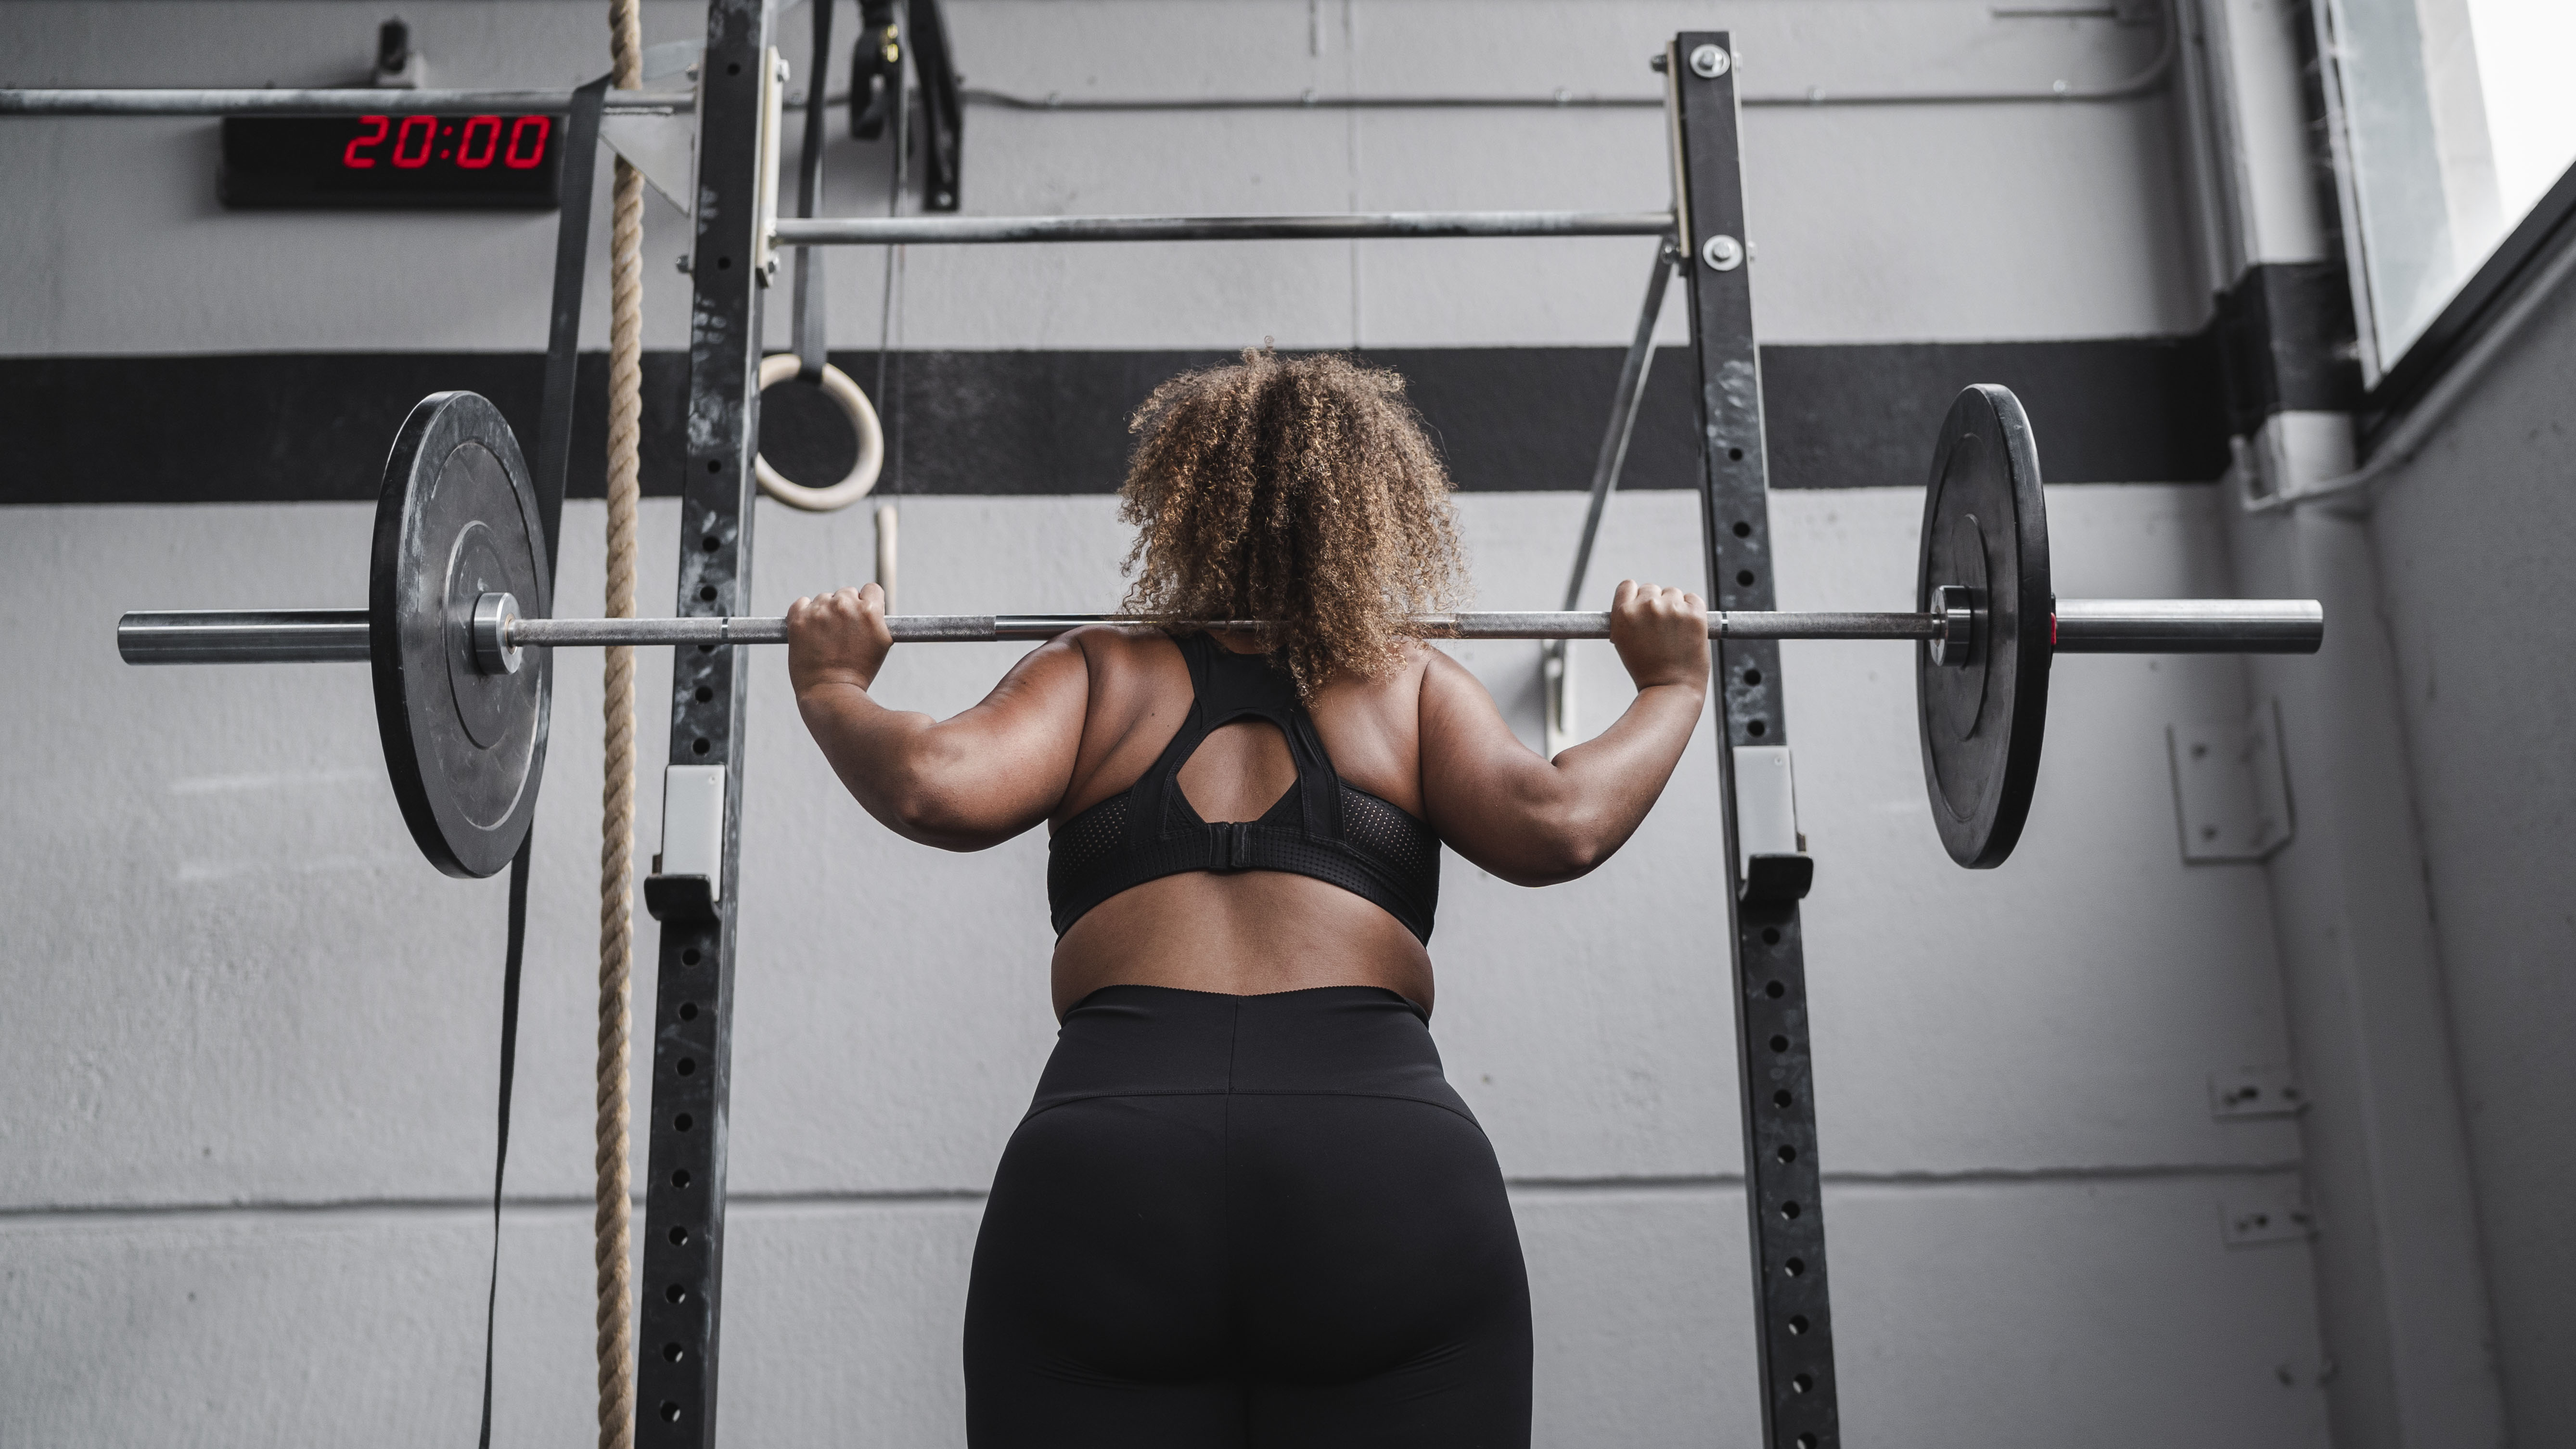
1377, 635, 1448, 695
1055, 625, 1191, 714
1310, 637, 1442, 722
1054, 622, 1181, 668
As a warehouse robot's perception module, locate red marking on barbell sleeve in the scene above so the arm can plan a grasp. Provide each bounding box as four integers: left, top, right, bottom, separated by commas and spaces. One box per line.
2051, 613, 2058, 647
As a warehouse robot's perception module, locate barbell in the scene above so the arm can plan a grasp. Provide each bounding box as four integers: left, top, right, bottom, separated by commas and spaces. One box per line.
117, 387, 2320, 879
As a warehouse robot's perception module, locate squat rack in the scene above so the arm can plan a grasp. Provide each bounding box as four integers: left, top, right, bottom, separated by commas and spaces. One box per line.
664, 26, 1829, 1445
638, 19, 1835, 1442
10, 13, 1833, 1447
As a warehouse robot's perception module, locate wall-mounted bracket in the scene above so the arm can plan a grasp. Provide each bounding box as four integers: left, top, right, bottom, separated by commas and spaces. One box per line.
608, 43, 705, 223
372, 18, 427, 89
603, 109, 699, 218
2168, 700, 2294, 863
2222, 1188, 2316, 1248
2210, 1066, 2307, 1119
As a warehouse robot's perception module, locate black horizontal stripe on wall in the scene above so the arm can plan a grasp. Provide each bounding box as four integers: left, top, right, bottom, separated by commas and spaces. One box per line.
0, 339, 2229, 506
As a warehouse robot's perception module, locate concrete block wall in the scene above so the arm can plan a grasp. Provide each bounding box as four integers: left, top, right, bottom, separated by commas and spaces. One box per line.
2, 2, 2342, 1445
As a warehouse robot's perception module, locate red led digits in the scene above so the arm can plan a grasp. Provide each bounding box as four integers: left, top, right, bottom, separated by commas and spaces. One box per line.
343, 115, 389, 168
455, 115, 502, 169
391, 114, 436, 168
503, 115, 550, 169
227, 113, 559, 206
321, 113, 546, 182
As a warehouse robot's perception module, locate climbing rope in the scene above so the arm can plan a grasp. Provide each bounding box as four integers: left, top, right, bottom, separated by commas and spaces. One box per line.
597, 0, 645, 1444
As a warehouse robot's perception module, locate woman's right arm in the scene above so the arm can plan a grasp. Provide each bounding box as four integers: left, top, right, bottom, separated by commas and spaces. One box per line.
1418, 580, 1711, 886
788, 584, 1093, 851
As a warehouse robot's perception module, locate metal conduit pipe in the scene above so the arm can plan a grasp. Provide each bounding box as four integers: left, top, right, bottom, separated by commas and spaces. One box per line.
0, 88, 691, 115
803, 9, 2180, 115
948, 0, 2176, 111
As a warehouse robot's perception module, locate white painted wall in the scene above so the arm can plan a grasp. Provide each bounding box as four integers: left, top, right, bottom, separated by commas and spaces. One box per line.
0, 0, 2201, 356
2355, 271, 2576, 1449
2186, 4, 2511, 1446
0, 3, 2338, 1446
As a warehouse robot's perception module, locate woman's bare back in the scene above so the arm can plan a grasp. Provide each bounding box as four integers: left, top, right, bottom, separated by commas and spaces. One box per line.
1046, 628, 1437, 1015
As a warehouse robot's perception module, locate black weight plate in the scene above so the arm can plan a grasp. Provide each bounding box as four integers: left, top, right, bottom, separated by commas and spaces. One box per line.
370, 392, 551, 879
1914, 385, 2052, 868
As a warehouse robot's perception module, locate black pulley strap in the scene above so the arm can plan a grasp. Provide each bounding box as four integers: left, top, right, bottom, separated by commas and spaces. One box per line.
905, 0, 963, 211
791, 0, 836, 380
531, 75, 611, 570
475, 71, 606, 1449
476, 836, 535, 1447
851, 0, 902, 141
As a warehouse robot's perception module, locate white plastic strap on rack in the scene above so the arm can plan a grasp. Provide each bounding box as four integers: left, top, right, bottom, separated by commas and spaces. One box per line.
659, 765, 728, 903
1732, 745, 1802, 880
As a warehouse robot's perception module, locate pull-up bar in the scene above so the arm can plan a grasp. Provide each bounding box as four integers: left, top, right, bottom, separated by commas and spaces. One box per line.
771, 209, 1676, 245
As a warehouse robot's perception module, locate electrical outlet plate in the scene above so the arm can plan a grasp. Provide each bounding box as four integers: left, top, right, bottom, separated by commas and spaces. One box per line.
2210, 1066, 2307, 1119
2169, 700, 2294, 863
2221, 1188, 2314, 1248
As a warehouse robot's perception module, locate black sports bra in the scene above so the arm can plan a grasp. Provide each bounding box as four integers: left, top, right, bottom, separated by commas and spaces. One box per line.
1046, 633, 1443, 943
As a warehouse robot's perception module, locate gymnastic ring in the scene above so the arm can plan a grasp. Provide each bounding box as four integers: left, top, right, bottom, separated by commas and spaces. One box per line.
753, 353, 884, 512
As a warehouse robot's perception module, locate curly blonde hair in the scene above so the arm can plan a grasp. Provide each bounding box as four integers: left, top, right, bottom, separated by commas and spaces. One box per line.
1118, 347, 1465, 695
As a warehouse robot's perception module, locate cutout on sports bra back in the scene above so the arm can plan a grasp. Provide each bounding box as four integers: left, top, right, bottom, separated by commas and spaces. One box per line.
1046, 631, 1442, 942
1173, 719, 1297, 824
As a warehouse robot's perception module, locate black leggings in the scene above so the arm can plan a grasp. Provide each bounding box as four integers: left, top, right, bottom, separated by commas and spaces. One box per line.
964, 985, 1533, 1448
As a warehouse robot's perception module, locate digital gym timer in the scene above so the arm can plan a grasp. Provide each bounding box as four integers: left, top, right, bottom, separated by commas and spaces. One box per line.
219, 114, 564, 209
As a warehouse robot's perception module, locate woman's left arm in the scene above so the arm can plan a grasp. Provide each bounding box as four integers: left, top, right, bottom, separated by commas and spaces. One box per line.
787, 584, 1091, 851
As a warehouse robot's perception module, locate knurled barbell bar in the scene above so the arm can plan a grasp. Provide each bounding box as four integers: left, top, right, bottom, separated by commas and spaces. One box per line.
118, 596, 2315, 660
115, 387, 2321, 879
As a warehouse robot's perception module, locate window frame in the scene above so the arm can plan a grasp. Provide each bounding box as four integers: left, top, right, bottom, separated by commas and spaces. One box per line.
2312, 0, 2576, 437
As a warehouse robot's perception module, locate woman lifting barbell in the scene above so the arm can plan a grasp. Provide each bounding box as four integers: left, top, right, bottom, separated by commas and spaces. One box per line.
783, 347, 1712, 1448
